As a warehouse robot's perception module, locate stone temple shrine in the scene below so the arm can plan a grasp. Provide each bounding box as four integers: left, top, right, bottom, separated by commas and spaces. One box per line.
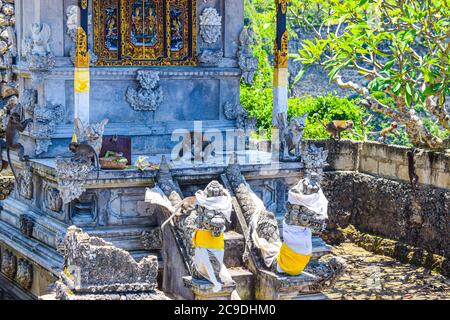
0, 0, 346, 300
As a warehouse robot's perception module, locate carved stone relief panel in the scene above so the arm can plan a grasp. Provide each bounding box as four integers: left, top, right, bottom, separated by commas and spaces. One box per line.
15, 259, 33, 289
247, 178, 288, 217
17, 169, 33, 200
0, 248, 17, 279
19, 214, 35, 238
43, 180, 63, 214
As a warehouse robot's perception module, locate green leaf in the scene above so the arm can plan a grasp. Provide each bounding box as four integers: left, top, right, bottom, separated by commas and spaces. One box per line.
383, 59, 395, 71
405, 83, 413, 97
392, 82, 402, 95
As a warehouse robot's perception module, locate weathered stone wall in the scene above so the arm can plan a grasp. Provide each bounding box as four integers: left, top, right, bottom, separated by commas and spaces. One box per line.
308, 140, 449, 189
0, 0, 17, 135
303, 140, 450, 259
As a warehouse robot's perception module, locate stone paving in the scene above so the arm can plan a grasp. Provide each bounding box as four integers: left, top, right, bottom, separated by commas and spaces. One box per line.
324, 242, 449, 300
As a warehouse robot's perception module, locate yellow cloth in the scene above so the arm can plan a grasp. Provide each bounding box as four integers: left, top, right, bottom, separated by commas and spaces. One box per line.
277, 243, 311, 276
75, 69, 90, 93
192, 230, 224, 250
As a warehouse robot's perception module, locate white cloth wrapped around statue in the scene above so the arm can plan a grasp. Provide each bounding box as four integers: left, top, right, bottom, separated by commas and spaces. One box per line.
248, 180, 328, 276
145, 185, 234, 293
192, 188, 233, 293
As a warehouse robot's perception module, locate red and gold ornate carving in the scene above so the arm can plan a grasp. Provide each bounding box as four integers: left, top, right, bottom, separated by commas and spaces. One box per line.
93, 0, 196, 66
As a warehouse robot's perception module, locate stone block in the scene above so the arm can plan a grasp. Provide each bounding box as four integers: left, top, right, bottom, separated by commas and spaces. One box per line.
378, 161, 397, 179
183, 276, 237, 300
359, 156, 378, 175
433, 171, 450, 189
397, 164, 410, 182
416, 168, 432, 185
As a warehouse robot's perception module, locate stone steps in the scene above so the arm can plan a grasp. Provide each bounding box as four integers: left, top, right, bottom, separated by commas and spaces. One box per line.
224, 231, 245, 268
229, 267, 254, 300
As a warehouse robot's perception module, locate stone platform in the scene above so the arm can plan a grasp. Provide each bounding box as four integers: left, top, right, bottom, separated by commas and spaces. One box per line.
0, 149, 311, 299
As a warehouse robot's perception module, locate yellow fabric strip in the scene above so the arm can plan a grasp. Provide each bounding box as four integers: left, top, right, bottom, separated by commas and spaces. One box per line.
192, 230, 224, 250
273, 68, 289, 87
74, 68, 90, 93
277, 243, 311, 276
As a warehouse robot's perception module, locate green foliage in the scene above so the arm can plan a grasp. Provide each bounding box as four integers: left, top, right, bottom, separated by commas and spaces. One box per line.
288, 95, 366, 140
291, 0, 450, 149
241, 0, 449, 148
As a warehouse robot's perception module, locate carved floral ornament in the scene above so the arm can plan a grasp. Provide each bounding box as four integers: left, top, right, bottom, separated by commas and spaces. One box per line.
199, 7, 222, 44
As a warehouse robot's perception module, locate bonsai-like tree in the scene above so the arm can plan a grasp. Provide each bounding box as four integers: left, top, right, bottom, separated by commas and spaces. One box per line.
292, 0, 449, 151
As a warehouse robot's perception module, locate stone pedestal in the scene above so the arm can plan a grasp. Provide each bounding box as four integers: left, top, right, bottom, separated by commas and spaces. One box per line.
255, 270, 322, 300
183, 276, 237, 300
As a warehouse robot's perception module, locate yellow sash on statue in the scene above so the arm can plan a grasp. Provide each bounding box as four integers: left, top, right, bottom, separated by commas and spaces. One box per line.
277, 243, 311, 276
192, 230, 224, 250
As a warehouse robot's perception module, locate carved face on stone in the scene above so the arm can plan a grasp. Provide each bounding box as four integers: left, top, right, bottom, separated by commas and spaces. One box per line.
289, 114, 308, 135
197, 207, 227, 237
205, 180, 226, 197
285, 174, 327, 233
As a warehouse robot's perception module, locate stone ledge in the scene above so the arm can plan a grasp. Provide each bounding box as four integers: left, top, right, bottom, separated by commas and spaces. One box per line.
183, 276, 237, 300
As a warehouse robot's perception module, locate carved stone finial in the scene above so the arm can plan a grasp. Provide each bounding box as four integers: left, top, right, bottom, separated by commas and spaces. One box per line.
126, 70, 163, 114
238, 27, 259, 85
199, 8, 222, 44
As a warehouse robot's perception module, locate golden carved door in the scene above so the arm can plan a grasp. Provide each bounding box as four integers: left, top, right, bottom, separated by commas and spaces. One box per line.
93, 0, 196, 66
121, 0, 167, 63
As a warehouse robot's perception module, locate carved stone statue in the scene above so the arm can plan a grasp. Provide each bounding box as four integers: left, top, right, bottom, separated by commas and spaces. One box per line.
74, 118, 109, 155
30, 23, 51, 56
238, 27, 259, 85
126, 70, 163, 115
226, 162, 346, 293
190, 181, 235, 293
21, 23, 55, 70
66, 5, 79, 65
199, 8, 222, 44
16, 259, 33, 289
31, 103, 64, 155
301, 144, 329, 181
0, 248, 17, 279
276, 112, 308, 161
